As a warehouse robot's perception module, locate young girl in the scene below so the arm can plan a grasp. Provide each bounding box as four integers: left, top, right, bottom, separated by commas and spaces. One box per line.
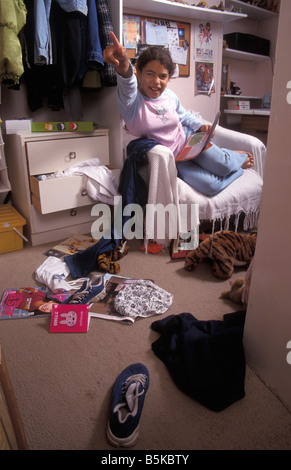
103, 32, 254, 197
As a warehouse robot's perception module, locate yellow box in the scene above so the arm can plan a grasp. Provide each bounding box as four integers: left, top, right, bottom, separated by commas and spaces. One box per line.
0, 205, 26, 254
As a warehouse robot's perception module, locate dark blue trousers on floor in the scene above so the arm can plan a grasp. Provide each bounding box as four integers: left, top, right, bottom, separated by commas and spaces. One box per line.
64, 138, 158, 279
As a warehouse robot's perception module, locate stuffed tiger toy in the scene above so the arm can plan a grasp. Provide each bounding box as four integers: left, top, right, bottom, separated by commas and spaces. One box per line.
184, 231, 257, 279
96, 240, 129, 274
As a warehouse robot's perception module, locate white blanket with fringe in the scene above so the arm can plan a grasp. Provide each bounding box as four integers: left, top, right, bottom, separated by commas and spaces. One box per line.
123, 122, 265, 239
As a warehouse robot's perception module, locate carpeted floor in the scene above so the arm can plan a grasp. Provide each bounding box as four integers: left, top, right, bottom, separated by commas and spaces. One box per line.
0, 237, 290, 451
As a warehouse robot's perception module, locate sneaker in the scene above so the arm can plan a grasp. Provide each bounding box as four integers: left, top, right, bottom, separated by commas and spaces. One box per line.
65, 276, 106, 304
107, 363, 149, 447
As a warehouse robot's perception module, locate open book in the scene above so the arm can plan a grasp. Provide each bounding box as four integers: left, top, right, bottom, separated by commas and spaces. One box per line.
89, 274, 172, 324
89, 274, 140, 324
175, 111, 221, 162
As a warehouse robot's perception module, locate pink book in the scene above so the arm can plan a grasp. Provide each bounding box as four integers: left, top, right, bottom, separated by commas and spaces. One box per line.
50, 304, 90, 333
175, 111, 220, 162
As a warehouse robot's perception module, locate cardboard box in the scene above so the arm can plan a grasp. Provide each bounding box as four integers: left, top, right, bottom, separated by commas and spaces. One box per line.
0, 205, 26, 253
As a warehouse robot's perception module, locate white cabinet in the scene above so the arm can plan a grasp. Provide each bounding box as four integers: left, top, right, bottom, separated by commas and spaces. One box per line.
4, 130, 110, 246
0, 124, 11, 201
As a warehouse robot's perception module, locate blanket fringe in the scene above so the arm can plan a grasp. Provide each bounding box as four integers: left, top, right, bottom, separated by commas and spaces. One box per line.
210, 210, 260, 233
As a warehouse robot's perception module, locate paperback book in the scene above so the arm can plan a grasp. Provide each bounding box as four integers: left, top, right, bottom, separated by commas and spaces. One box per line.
44, 234, 99, 258
175, 111, 220, 162
0, 287, 69, 320
50, 304, 90, 333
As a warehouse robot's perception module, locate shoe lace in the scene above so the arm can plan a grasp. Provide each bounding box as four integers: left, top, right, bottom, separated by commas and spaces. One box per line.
113, 373, 148, 423
69, 282, 92, 304
67, 278, 90, 289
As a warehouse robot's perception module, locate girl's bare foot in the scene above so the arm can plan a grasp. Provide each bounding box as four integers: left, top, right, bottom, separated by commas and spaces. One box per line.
235, 151, 254, 169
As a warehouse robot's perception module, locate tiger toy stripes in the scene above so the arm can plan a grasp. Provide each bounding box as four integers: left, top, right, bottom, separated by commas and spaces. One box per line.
184, 231, 257, 279
96, 240, 129, 274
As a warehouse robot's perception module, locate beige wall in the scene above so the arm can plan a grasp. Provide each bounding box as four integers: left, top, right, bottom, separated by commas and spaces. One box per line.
244, 0, 291, 411
168, 20, 222, 123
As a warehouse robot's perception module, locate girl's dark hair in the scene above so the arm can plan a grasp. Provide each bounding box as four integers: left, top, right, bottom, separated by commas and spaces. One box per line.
136, 46, 175, 77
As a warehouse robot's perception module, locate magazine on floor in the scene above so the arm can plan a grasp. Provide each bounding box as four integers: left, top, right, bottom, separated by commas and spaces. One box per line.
0, 287, 70, 320
175, 111, 220, 162
89, 274, 173, 324
43, 234, 99, 258
89, 274, 138, 324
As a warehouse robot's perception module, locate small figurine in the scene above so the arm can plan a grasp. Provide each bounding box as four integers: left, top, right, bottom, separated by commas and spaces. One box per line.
230, 81, 241, 95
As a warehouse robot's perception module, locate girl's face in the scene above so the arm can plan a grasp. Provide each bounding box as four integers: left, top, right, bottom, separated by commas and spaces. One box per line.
137, 60, 170, 99
38, 301, 56, 313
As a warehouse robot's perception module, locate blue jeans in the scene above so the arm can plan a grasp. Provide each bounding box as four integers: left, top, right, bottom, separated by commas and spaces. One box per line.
64, 138, 158, 279
177, 143, 246, 196
85, 0, 104, 67
34, 0, 88, 64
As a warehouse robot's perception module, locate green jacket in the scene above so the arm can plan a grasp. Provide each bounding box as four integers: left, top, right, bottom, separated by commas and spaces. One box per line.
0, 0, 27, 85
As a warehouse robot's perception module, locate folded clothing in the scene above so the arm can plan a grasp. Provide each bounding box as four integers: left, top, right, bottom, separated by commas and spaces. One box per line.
35, 256, 71, 293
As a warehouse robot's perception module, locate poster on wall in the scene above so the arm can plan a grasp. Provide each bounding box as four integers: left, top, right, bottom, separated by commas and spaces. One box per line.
194, 21, 215, 61
195, 62, 215, 95
123, 15, 141, 49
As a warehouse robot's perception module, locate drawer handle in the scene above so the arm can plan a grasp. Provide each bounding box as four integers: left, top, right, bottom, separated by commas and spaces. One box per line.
71, 209, 77, 216
81, 189, 87, 196
69, 151, 76, 159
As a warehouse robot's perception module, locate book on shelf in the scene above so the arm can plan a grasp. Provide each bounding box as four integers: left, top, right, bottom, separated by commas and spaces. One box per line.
227, 100, 250, 110
43, 233, 99, 258
0, 287, 69, 320
175, 111, 220, 162
50, 304, 90, 333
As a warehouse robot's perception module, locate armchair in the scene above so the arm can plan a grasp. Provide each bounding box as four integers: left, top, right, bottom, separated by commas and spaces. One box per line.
178, 125, 265, 231
122, 123, 265, 244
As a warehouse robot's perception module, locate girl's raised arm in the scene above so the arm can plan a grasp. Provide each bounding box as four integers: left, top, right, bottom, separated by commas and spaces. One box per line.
103, 32, 132, 78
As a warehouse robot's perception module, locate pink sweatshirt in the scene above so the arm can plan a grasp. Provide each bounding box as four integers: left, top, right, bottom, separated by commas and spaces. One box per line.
116, 65, 203, 158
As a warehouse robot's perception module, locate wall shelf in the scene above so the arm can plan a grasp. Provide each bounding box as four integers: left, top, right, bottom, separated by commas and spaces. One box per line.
223, 47, 270, 62
224, 108, 270, 115
225, 0, 279, 21
222, 94, 262, 99
123, 0, 247, 22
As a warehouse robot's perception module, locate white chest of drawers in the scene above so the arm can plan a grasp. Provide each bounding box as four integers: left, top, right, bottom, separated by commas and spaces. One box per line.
4, 129, 110, 246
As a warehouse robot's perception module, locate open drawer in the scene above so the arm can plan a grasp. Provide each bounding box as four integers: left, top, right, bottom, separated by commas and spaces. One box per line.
30, 175, 93, 214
